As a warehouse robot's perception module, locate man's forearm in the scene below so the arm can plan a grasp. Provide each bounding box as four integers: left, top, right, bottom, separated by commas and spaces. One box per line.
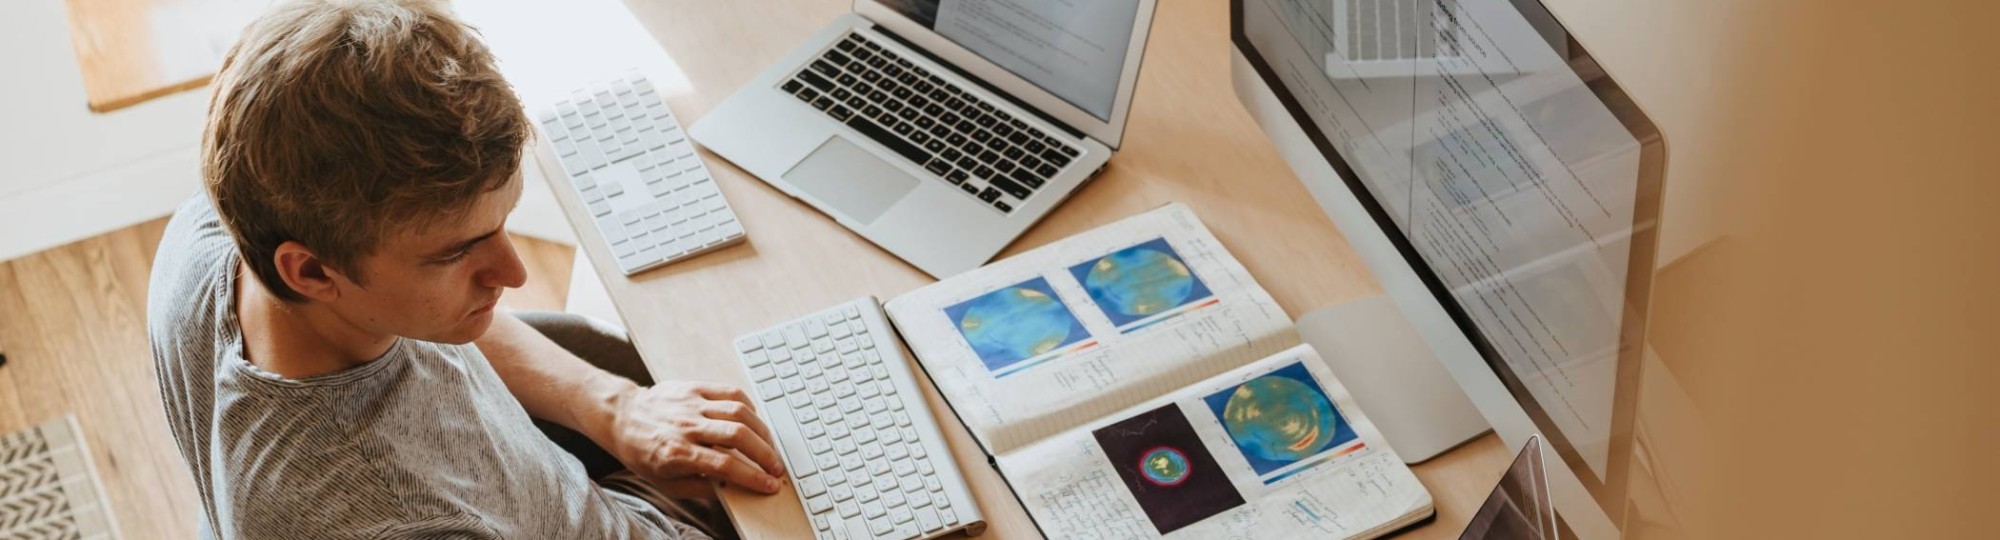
474, 311, 636, 449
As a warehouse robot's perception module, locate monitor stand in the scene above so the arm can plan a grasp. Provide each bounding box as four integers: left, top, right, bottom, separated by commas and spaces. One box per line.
1298, 295, 1490, 463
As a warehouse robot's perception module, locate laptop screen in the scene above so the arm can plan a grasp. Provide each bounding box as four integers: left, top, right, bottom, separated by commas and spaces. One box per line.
875, 0, 1142, 121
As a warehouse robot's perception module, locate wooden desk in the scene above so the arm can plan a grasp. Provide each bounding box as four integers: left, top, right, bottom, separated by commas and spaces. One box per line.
550, 0, 1512, 537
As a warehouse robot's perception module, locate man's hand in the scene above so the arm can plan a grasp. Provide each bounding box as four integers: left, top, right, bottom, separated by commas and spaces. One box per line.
606, 381, 788, 498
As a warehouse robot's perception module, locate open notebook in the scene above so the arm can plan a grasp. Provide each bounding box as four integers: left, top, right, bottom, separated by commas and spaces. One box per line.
885, 203, 1433, 538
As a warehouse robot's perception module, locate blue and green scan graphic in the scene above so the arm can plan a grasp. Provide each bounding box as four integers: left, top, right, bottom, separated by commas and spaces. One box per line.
1139, 446, 1193, 486
1202, 362, 1357, 476
945, 277, 1091, 374
1068, 238, 1214, 328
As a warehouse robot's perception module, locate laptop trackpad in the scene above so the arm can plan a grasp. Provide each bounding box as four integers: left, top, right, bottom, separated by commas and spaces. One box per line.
783, 136, 919, 225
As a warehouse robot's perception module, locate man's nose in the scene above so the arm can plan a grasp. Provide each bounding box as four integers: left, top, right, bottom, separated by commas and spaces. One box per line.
479, 236, 529, 289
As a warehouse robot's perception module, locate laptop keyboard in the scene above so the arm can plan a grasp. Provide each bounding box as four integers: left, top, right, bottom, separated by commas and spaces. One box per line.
781, 32, 1082, 214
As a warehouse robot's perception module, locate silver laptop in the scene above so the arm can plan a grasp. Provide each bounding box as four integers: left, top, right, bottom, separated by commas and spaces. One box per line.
690, 0, 1158, 278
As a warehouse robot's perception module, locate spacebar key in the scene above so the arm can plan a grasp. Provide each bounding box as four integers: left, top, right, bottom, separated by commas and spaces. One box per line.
845, 117, 931, 165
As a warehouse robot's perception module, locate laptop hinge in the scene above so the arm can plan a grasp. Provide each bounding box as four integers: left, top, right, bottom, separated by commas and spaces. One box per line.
863, 22, 1092, 142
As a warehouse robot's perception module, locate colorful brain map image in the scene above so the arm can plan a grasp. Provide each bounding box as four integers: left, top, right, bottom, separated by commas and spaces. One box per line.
1067, 238, 1214, 328
1139, 447, 1192, 486
1202, 362, 1358, 476
1091, 404, 1245, 535
943, 277, 1091, 375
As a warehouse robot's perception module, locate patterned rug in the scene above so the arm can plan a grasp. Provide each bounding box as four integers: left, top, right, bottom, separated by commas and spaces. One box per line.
0, 416, 118, 540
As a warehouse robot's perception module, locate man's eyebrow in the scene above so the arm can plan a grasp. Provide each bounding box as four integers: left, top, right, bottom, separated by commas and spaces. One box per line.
427, 227, 504, 258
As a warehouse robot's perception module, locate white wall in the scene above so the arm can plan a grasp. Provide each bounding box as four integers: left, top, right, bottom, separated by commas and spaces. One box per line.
0, 0, 595, 263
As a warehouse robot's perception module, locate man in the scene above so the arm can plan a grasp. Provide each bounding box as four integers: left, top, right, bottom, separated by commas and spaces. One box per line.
145, 0, 783, 537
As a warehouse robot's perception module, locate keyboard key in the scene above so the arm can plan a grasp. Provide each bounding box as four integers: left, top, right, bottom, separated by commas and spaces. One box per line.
1011, 167, 1045, 189
792, 69, 832, 90
973, 165, 994, 179
990, 176, 1032, 199
1037, 163, 1060, 178
978, 187, 1001, 202
924, 160, 951, 176
844, 117, 932, 165
945, 169, 969, 185
959, 183, 979, 195
781, 80, 803, 94
1043, 149, 1071, 167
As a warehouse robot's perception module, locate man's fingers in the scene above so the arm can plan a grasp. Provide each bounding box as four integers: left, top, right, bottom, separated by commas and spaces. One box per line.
696, 420, 787, 479
673, 445, 782, 494
693, 382, 755, 405
701, 400, 776, 444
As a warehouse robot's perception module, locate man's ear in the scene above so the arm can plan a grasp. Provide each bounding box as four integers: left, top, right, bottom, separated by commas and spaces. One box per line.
272, 241, 346, 302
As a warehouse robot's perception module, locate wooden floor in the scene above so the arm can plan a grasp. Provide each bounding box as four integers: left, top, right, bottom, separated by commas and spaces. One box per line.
0, 219, 575, 538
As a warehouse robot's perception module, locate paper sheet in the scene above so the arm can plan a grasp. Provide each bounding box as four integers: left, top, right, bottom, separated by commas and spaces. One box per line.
997, 345, 1433, 539
886, 203, 1294, 453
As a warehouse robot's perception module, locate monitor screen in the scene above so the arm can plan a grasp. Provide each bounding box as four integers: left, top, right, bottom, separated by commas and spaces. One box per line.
875, 0, 1143, 121
1234, 0, 1665, 519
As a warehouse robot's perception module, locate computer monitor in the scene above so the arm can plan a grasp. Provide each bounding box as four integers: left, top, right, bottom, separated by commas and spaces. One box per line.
1229, 0, 1666, 537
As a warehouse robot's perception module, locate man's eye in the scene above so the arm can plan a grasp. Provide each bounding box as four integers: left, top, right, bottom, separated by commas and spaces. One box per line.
440, 247, 475, 264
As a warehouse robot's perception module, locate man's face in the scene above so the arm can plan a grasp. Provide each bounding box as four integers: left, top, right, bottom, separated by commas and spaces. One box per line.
330, 176, 528, 345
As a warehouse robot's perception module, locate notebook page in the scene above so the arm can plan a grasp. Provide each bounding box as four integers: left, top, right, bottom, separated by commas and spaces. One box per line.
995, 344, 1433, 539
885, 203, 1293, 454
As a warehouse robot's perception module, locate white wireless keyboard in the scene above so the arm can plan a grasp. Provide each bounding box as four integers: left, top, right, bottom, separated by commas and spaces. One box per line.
734, 298, 985, 540
536, 73, 745, 275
